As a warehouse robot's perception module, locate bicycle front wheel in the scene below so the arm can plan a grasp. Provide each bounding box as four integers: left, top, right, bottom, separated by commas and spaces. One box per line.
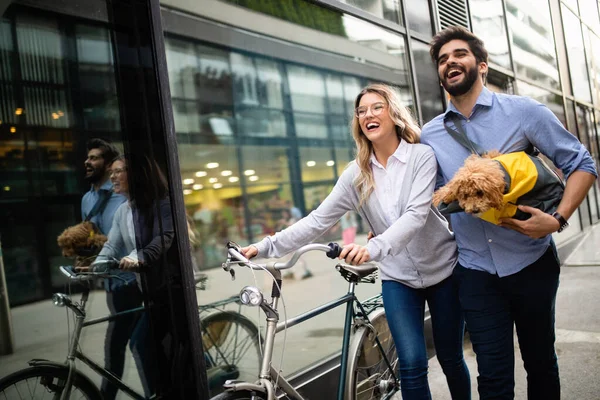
345, 307, 399, 400
0, 365, 102, 400
202, 311, 262, 396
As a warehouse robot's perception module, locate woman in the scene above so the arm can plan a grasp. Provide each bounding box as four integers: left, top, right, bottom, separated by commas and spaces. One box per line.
241, 84, 470, 399
92, 154, 173, 399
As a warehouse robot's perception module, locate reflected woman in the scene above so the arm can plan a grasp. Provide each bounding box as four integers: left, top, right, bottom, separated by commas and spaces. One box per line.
240, 84, 470, 399
93, 154, 174, 399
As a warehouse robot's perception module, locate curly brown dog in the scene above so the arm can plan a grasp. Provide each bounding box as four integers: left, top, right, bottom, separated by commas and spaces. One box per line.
432, 150, 504, 215
57, 221, 108, 266
432, 150, 564, 225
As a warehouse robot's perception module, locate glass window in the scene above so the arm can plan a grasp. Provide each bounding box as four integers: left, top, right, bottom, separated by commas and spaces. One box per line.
288, 65, 329, 139
404, 0, 433, 36
517, 80, 566, 126
562, 0, 579, 12
471, 0, 512, 69
562, 6, 593, 102
411, 40, 444, 124
76, 25, 120, 132
579, 0, 600, 34
583, 29, 600, 107
341, 0, 402, 25
576, 106, 600, 223
300, 146, 336, 182
505, 0, 560, 89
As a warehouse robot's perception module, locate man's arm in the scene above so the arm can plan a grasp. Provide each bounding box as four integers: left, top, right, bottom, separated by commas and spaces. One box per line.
500, 170, 596, 238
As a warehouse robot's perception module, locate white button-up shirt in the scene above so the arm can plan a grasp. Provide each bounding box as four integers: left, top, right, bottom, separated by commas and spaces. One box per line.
370, 140, 409, 226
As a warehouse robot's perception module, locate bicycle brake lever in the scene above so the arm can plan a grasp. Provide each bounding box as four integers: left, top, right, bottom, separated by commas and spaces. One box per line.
229, 268, 236, 281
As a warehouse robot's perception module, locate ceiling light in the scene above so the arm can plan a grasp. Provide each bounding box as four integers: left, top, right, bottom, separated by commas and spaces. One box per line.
221, 170, 232, 176
306, 161, 316, 167
244, 169, 255, 176
15, 108, 23, 115
52, 113, 59, 120
10, 127, 16, 133
183, 189, 193, 195
249, 176, 259, 182
209, 178, 218, 183
192, 184, 203, 190
195, 171, 207, 177
213, 183, 223, 189
206, 162, 219, 169
326, 160, 335, 166
3, 186, 10, 191
228, 177, 239, 183
183, 178, 194, 185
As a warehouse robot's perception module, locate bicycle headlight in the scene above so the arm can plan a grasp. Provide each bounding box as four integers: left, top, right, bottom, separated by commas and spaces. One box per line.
239, 286, 263, 307
52, 293, 69, 307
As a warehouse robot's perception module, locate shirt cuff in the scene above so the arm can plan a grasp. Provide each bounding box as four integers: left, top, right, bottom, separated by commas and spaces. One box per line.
366, 240, 383, 262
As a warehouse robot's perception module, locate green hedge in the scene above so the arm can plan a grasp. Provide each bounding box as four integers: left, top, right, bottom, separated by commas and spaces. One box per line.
225, 0, 347, 37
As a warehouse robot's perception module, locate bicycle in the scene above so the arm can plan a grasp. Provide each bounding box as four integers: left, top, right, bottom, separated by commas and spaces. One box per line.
211, 241, 399, 400
0, 260, 262, 399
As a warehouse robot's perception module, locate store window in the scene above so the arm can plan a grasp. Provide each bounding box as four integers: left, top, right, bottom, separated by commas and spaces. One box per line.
404, 0, 433, 36
342, 0, 402, 24
517, 80, 566, 125
506, 0, 560, 89
562, 6, 593, 102
411, 39, 444, 124
471, 0, 512, 69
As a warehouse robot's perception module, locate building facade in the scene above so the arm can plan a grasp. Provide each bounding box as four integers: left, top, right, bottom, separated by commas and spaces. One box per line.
0, 0, 599, 396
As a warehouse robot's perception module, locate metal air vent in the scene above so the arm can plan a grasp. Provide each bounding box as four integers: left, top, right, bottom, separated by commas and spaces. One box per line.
436, 0, 471, 31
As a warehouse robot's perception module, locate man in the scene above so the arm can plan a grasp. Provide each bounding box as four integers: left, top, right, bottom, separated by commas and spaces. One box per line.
421, 26, 597, 399
82, 138, 142, 400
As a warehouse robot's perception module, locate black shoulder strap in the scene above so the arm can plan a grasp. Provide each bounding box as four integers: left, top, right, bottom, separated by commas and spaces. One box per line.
84, 190, 112, 222
443, 113, 485, 156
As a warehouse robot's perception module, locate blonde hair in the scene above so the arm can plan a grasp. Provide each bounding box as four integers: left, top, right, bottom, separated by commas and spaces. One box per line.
351, 84, 421, 205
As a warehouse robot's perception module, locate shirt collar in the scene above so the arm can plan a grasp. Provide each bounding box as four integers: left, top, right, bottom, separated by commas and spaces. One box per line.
444, 86, 494, 117
90, 179, 114, 193
370, 139, 409, 168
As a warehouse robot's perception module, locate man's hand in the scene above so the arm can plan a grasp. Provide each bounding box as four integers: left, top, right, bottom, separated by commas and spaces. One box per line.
240, 245, 258, 259
119, 256, 139, 271
499, 205, 560, 239
339, 243, 370, 265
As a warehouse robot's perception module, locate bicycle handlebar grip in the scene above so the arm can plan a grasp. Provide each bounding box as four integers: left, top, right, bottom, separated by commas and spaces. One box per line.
326, 242, 342, 259
91, 260, 119, 273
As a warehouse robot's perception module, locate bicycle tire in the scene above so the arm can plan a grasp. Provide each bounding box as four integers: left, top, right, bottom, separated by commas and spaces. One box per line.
202, 311, 262, 396
209, 390, 267, 400
0, 365, 102, 400
345, 307, 399, 400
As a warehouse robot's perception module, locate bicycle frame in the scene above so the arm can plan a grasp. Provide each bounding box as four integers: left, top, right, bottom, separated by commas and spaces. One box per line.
223, 275, 397, 400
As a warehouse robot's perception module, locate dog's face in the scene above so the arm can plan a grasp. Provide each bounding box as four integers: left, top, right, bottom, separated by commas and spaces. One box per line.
433, 155, 507, 215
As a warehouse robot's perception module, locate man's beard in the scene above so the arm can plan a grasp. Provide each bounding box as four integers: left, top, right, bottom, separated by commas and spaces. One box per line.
85, 167, 104, 184
441, 64, 479, 97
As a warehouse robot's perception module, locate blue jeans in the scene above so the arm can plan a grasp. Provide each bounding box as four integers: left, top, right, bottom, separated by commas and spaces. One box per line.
453, 245, 560, 399
382, 276, 470, 400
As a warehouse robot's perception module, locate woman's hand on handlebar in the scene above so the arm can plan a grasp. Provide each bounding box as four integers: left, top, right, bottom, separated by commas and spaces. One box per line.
240, 245, 259, 259
119, 256, 138, 271
339, 243, 370, 265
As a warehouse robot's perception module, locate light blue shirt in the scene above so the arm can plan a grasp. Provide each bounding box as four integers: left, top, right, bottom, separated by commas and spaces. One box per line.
421, 86, 597, 277
81, 179, 126, 235
81, 179, 135, 290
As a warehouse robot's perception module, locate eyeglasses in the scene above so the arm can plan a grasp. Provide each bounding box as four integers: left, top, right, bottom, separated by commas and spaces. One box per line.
355, 102, 386, 119
109, 168, 127, 177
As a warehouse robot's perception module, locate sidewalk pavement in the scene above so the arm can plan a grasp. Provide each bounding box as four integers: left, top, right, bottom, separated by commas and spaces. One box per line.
426, 223, 600, 399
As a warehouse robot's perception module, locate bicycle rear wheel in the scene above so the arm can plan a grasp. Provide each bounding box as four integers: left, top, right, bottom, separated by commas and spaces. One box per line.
202, 311, 262, 396
345, 307, 399, 400
0, 365, 101, 400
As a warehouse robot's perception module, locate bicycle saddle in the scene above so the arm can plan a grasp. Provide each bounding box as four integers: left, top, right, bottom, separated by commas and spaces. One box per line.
337, 263, 377, 279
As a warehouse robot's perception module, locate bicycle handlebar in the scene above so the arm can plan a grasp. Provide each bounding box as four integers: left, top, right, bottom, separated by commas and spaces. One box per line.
58, 259, 121, 281
224, 241, 343, 272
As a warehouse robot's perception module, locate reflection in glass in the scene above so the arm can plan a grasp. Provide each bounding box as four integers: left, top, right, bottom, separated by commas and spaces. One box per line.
576, 106, 600, 223
341, 0, 402, 25
578, 0, 600, 34
411, 40, 444, 124
471, 0, 511, 68
562, 6, 593, 102
584, 30, 600, 107
506, 0, 560, 88
516, 80, 566, 126
404, 0, 432, 35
